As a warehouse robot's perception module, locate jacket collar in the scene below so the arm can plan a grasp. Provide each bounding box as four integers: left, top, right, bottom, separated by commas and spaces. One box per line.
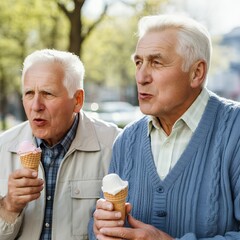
69, 111, 101, 152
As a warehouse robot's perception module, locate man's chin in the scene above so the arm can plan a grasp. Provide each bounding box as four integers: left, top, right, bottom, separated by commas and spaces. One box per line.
139, 105, 151, 116
32, 130, 47, 140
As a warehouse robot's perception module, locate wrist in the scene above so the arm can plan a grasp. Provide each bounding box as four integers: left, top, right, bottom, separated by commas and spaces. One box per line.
0, 195, 19, 223
1, 195, 21, 213
0, 195, 5, 209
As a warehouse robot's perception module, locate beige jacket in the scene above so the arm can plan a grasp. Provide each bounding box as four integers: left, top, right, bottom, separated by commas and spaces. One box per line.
0, 111, 121, 240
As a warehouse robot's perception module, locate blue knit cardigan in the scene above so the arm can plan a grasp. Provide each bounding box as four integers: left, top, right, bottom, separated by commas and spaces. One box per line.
107, 92, 240, 239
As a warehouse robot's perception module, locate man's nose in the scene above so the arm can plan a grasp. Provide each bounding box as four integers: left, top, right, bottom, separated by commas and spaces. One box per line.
31, 94, 45, 111
136, 63, 152, 85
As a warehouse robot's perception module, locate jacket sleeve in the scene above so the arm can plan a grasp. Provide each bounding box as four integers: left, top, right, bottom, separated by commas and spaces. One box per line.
0, 213, 23, 240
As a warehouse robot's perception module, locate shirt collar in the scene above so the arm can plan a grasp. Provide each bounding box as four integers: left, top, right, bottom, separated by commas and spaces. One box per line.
36, 113, 79, 153
181, 87, 209, 132
148, 88, 210, 135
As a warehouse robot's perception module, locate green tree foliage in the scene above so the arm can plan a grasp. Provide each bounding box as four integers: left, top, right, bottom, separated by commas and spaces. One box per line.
0, 0, 68, 128
82, 15, 137, 102
82, 0, 168, 103
0, 0, 168, 129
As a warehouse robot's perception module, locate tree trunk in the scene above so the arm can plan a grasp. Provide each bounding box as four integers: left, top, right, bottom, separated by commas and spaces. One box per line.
68, 4, 82, 56
58, 0, 108, 57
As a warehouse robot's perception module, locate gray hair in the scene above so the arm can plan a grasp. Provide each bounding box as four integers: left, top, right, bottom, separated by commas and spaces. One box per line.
21, 49, 85, 97
137, 14, 212, 75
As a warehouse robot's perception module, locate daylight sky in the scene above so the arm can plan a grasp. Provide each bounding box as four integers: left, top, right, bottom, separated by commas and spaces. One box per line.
84, 0, 240, 35
169, 0, 240, 34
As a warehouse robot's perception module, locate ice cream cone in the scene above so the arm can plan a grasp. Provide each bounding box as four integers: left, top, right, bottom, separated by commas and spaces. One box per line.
20, 152, 41, 171
104, 187, 128, 221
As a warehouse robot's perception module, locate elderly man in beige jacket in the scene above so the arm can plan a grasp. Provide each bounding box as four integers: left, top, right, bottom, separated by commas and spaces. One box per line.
0, 49, 121, 240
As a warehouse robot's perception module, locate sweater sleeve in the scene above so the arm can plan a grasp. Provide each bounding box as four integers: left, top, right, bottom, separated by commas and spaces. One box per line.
87, 217, 97, 240
176, 231, 240, 239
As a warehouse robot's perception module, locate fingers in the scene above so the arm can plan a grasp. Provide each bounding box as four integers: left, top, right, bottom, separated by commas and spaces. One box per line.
95, 199, 130, 220
94, 219, 124, 240
99, 226, 136, 239
8, 169, 44, 194
94, 199, 124, 222
9, 175, 44, 189
96, 233, 119, 240
96, 198, 113, 211
9, 183, 44, 198
93, 198, 125, 236
10, 168, 39, 180
5, 168, 44, 213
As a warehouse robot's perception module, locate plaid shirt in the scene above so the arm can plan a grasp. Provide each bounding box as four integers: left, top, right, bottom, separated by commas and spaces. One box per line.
36, 114, 79, 240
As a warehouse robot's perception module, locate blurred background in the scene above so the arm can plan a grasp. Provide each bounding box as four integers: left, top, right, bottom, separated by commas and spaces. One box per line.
0, 0, 240, 130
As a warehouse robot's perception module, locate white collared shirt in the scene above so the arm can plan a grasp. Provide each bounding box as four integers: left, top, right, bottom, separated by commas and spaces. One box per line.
148, 88, 210, 180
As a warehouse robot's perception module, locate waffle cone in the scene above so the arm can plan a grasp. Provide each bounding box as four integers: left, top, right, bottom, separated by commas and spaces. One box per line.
104, 187, 128, 221
20, 152, 41, 171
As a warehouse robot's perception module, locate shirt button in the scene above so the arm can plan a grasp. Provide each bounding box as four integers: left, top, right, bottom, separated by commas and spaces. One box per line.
157, 210, 167, 217
45, 223, 50, 228
157, 186, 164, 193
47, 196, 51, 201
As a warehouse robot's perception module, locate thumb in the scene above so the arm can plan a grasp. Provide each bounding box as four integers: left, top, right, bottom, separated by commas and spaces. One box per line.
127, 214, 145, 229
125, 202, 132, 214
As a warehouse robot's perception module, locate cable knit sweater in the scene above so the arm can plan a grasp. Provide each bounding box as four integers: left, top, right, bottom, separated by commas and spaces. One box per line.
107, 92, 240, 239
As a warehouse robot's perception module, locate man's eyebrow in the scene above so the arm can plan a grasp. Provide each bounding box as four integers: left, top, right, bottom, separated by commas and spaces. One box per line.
148, 53, 163, 60
131, 53, 163, 62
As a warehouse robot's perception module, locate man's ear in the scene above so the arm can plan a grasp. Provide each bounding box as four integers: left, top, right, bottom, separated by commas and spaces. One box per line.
190, 60, 207, 88
74, 89, 84, 113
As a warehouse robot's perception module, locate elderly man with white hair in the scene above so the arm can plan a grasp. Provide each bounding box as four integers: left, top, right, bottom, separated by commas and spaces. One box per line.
0, 49, 121, 240
90, 14, 240, 240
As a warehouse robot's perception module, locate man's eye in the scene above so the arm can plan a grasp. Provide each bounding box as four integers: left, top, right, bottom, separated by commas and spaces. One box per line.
135, 60, 142, 67
152, 60, 163, 67
24, 91, 34, 98
42, 92, 55, 99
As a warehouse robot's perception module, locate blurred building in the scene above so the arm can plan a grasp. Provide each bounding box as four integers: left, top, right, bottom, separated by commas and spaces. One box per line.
208, 27, 240, 100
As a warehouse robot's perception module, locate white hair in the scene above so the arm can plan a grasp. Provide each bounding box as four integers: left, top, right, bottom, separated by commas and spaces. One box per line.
137, 14, 212, 82
21, 49, 85, 97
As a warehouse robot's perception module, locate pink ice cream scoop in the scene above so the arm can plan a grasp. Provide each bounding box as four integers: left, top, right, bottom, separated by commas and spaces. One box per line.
17, 140, 42, 171
17, 140, 41, 155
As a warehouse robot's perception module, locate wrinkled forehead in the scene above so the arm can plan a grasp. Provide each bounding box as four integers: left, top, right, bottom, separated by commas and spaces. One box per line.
23, 61, 65, 87
135, 30, 178, 56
